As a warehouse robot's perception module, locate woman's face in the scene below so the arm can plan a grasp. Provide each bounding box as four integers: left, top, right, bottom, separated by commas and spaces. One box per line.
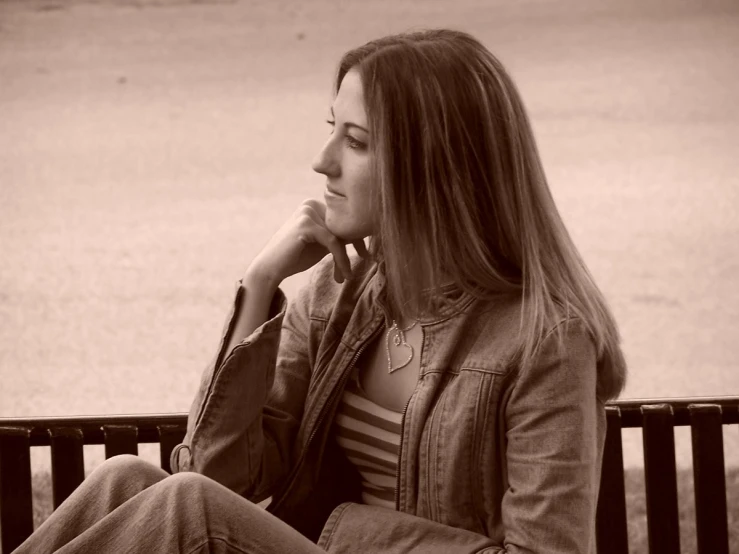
312, 69, 375, 241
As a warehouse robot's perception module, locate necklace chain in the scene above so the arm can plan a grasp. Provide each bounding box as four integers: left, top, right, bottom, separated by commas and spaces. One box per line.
394, 319, 417, 333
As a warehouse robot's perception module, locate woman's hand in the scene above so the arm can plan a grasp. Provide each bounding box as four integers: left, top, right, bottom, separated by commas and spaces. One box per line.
248, 198, 369, 286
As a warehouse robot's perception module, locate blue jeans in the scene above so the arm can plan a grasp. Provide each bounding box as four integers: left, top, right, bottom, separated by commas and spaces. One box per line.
14, 454, 326, 553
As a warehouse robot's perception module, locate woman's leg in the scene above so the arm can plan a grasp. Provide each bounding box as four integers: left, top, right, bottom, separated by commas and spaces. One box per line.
15, 454, 169, 553
15, 454, 326, 554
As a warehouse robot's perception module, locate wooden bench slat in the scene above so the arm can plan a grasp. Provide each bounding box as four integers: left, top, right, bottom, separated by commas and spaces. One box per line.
102, 424, 139, 458
49, 427, 86, 510
0, 426, 34, 554
158, 424, 186, 474
689, 404, 730, 554
596, 407, 629, 554
641, 404, 681, 554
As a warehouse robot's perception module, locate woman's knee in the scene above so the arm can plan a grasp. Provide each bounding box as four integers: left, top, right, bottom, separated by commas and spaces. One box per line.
157, 471, 217, 498
154, 473, 266, 536
88, 454, 169, 487
157, 472, 252, 514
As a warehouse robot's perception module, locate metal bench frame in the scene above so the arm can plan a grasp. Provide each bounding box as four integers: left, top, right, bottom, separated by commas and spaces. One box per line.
1, 395, 737, 554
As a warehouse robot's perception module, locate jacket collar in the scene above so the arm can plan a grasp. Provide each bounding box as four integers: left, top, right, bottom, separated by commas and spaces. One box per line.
361, 258, 477, 326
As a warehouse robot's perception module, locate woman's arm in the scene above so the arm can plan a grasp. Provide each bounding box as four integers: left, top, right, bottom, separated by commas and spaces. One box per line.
169, 198, 360, 499
496, 317, 605, 553
222, 269, 280, 360
168, 277, 293, 497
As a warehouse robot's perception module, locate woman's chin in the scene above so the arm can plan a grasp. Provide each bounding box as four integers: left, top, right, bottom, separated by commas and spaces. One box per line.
325, 218, 372, 243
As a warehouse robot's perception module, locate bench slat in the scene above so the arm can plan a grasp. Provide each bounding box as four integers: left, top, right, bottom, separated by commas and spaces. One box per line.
0, 426, 34, 554
689, 404, 730, 554
158, 424, 186, 474
49, 427, 86, 509
641, 404, 681, 554
596, 407, 629, 554
103, 424, 139, 458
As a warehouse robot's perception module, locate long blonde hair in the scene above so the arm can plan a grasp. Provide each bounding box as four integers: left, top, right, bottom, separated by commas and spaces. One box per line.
336, 29, 627, 402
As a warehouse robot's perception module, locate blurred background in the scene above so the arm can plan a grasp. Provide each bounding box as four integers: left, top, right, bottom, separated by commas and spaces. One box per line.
1, 0, 737, 482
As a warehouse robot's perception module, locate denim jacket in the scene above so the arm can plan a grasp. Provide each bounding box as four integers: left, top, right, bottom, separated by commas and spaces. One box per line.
170, 253, 606, 553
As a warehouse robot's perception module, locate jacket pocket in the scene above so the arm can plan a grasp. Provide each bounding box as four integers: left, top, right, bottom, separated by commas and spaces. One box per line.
417, 368, 501, 535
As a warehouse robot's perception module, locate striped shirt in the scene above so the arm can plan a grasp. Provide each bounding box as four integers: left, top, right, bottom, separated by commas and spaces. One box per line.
333, 368, 403, 510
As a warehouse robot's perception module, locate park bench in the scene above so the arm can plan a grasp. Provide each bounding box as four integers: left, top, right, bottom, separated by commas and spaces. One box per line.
1, 395, 737, 554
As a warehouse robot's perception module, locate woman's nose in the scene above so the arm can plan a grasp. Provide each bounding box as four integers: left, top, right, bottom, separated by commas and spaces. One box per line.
311, 140, 340, 177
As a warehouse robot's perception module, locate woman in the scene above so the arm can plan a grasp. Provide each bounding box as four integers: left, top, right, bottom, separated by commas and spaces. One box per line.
16, 29, 626, 554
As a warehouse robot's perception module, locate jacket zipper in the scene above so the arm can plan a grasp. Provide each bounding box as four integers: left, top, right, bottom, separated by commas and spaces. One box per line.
394, 323, 425, 511
394, 394, 413, 511
268, 323, 384, 514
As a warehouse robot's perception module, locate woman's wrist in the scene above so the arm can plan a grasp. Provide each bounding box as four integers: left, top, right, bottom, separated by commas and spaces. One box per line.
243, 264, 281, 293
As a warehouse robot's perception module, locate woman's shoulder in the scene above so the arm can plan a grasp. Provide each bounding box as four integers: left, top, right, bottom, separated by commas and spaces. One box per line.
465, 295, 595, 362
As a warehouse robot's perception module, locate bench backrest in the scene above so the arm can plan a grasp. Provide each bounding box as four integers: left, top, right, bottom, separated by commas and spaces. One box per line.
1, 396, 737, 554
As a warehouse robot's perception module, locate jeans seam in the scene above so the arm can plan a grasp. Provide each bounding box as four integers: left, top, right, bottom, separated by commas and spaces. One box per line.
185, 535, 251, 554
317, 502, 351, 550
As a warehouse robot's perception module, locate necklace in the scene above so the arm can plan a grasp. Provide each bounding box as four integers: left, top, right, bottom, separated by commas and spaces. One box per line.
385, 319, 418, 374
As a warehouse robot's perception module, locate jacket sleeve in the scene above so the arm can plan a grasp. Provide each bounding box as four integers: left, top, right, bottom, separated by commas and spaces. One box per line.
169, 275, 317, 502
317, 317, 606, 554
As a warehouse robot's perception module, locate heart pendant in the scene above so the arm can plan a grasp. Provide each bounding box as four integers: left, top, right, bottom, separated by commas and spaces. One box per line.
386, 328, 414, 374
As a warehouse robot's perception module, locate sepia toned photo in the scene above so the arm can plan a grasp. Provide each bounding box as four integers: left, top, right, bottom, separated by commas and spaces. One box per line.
1, 0, 737, 552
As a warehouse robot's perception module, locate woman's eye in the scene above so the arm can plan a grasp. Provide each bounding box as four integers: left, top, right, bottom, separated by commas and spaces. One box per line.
346, 136, 365, 150
325, 120, 364, 150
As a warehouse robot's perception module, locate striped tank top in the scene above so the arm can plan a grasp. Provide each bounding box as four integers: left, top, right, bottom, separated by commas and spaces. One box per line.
333, 367, 403, 509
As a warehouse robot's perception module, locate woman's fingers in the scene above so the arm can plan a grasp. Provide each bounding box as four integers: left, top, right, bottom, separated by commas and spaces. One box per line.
250, 198, 364, 285
311, 225, 352, 283
304, 198, 326, 219
301, 199, 366, 283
